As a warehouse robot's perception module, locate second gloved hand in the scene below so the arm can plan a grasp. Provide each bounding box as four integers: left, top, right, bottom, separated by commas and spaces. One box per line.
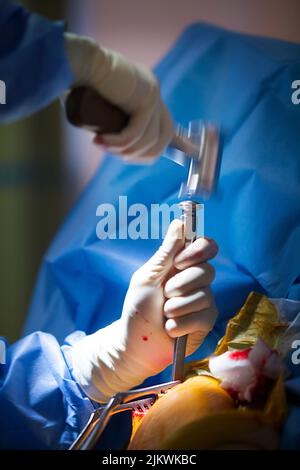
71, 220, 218, 402
64, 33, 174, 161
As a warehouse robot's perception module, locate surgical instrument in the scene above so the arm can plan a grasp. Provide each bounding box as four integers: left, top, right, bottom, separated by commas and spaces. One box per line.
172, 121, 220, 382
69, 380, 179, 450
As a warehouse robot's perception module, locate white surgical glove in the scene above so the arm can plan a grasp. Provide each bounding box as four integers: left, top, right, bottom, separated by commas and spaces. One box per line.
64, 33, 174, 161
71, 220, 218, 402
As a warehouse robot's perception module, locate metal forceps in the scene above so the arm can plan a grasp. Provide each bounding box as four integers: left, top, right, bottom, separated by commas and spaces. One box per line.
69, 380, 179, 450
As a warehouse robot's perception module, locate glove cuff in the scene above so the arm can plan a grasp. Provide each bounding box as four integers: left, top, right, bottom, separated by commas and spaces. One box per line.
70, 320, 157, 403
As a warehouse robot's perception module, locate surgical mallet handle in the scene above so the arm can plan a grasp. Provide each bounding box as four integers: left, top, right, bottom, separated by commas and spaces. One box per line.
172, 200, 199, 382
65, 86, 199, 158
66, 86, 129, 134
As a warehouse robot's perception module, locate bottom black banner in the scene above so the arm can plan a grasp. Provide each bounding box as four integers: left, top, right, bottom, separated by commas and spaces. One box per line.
0, 450, 299, 467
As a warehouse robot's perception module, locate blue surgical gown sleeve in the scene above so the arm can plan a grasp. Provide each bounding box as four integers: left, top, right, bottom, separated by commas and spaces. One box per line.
0, 331, 94, 449
0, 0, 73, 123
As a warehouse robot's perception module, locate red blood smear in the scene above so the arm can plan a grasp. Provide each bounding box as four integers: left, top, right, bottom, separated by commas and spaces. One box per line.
229, 348, 252, 360
142, 336, 148, 341
132, 411, 145, 421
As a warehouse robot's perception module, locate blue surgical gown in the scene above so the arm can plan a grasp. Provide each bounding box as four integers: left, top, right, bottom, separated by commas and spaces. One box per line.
0, 0, 94, 449
0, 0, 73, 123
1, 0, 300, 450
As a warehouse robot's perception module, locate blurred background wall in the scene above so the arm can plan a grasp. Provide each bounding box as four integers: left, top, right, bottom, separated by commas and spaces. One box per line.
0, 1, 68, 343
1, 0, 300, 342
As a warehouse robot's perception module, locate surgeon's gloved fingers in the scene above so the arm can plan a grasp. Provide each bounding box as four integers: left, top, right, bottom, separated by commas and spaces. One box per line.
165, 305, 218, 338
174, 237, 218, 270
147, 104, 174, 158
116, 109, 161, 160
123, 103, 174, 160
164, 287, 212, 318
101, 106, 154, 153
65, 33, 174, 161
164, 263, 215, 298
142, 219, 184, 278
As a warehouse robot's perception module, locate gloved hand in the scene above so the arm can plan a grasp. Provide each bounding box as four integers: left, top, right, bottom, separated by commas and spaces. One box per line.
64, 33, 174, 161
71, 220, 218, 402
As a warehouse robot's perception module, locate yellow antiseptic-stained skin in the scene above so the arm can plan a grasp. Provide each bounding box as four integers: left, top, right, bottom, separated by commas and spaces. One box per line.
128, 375, 235, 450
161, 411, 279, 450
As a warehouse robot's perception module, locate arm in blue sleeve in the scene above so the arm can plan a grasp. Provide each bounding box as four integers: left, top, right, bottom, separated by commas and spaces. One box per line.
0, 0, 73, 123
0, 331, 94, 449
